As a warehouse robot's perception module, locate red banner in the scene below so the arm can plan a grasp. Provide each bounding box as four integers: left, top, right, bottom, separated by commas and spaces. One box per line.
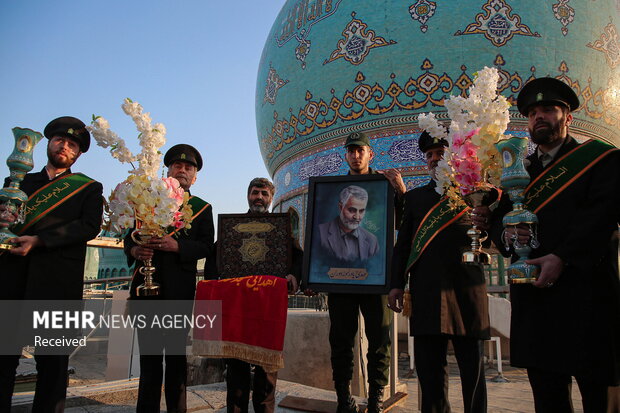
193, 275, 288, 372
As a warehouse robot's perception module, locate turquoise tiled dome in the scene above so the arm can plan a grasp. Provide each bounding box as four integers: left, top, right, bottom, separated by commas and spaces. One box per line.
255, 0, 619, 231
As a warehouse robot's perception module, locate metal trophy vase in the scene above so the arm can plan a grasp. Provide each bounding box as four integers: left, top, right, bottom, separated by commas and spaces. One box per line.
495, 136, 540, 284
0, 128, 43, 249
461, 188, 499, 265
131, 227, 161, 296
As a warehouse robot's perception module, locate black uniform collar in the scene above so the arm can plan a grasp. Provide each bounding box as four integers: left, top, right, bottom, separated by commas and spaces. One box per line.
347, 167, 376, 175
36, 167, 72, 182
528, 135, 578, 163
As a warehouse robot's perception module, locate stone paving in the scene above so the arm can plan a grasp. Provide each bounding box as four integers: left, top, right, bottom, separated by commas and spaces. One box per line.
12, 353, 594, 412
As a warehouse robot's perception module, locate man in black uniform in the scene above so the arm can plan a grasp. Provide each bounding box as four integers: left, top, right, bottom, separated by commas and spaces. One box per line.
492, 77, 620, 412
325, 132, 405, 413
125, 144, 214, 413
0, 116, 103, 412
389, 131, 491, 413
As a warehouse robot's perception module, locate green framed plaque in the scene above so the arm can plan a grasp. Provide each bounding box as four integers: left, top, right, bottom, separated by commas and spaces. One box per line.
217, 213, 292, 278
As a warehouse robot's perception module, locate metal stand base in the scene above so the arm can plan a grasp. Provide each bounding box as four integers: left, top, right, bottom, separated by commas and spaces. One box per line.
462, 251, 491, 265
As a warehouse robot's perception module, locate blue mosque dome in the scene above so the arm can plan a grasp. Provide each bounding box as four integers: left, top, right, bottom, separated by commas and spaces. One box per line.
255, 0, 620, 235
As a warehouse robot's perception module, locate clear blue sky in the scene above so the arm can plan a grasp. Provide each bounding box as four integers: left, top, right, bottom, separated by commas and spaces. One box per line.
0, 0, 285, 225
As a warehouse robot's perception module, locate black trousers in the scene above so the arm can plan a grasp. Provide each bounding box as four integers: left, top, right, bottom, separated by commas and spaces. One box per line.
225, 358, 277, 413
527, 367, 610, 413
0, 354, 69, 413
328, 293, 391, 387
136, 328, 188, 413
414, 335, 487, 413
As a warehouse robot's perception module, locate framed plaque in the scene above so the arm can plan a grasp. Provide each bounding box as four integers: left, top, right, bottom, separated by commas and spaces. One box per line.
302, 174, 394, 294
217, 213, 292, 278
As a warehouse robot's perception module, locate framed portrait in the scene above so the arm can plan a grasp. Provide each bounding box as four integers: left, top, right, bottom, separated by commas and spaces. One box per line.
217, 213, 292, 279
302, 174, 394, 294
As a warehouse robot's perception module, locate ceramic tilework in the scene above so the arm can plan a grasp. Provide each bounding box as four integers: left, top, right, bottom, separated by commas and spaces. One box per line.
262, 0, 619, 230
258, 0, 619, 173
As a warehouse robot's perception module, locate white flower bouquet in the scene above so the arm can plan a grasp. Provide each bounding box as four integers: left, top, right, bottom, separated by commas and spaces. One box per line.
419, 66, 510, 207
87, 98, 192, 235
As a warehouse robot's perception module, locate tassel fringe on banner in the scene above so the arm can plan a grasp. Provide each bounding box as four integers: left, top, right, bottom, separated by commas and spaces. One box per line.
403, 289, 412, 318
193, 340, 284, 373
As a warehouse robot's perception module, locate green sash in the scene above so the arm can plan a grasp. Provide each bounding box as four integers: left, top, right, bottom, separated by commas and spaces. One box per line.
168, 195, 210, 236
405, 196, 470, 271
524, 139, 619, 213
14, 173, 96, 235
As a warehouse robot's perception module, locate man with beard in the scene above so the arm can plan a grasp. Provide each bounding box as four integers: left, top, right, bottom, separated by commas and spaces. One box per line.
124, 144, 214, 413
492, 77, 620, 412
208, 177, 300, 413
318, 185, 378, 264
246, 178, 274, 214
0, 116, 103, 412
389, 131, 491, 413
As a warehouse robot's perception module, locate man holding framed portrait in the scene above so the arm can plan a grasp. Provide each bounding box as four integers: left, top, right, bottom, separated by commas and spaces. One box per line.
304, 131, 405, 413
